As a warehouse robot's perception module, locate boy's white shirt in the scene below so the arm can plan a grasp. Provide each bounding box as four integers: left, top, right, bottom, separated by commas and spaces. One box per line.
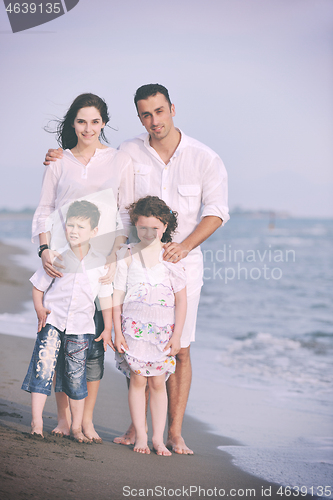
30, 244, 113, 335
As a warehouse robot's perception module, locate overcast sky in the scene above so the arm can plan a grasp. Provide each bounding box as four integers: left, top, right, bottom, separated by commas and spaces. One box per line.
1, 0, 332, 217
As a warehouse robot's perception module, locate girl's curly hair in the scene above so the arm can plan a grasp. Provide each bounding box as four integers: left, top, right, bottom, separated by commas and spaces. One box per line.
127, 196, 178, 243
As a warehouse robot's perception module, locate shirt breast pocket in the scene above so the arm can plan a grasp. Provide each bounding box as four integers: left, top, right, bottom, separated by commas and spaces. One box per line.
177, 184, 201, 214
134, 164, 152, 197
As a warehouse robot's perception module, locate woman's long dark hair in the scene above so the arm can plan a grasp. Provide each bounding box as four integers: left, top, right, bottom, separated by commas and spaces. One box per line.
47, 93, 110, 150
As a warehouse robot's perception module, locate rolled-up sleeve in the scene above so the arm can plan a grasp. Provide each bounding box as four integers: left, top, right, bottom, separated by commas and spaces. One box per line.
117, 152, 135, 237
113, 247, 129, 292
30, 266, 54, 292
201, 156, 230, 226
31, 164, 59, 243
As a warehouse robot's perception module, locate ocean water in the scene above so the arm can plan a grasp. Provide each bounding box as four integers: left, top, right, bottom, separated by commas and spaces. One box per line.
1, 214, 332, 494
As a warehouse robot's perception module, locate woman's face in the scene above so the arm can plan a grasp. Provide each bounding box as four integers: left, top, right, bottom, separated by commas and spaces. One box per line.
73, 106, 105, 147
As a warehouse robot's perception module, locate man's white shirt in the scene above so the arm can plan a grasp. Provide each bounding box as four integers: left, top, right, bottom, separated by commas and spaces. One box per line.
119, 130, 229, 295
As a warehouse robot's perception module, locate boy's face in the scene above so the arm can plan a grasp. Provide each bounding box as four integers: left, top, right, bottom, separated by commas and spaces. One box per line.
65, 217, 98, 248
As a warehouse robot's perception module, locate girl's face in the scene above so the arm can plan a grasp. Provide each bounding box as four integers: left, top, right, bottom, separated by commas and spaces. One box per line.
73, 106, 105, 147
136, 216, 167, 245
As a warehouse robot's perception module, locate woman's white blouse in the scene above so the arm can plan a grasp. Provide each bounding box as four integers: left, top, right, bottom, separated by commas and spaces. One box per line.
32, 148, 134, 255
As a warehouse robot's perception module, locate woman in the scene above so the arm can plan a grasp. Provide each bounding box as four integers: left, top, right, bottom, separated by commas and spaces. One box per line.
33, 93, 134, 442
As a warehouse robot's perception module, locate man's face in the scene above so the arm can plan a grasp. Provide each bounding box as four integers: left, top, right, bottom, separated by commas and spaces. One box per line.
137, 93, 175, 141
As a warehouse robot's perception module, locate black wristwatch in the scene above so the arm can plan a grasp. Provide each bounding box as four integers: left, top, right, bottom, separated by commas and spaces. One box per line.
38, 244, 49, 258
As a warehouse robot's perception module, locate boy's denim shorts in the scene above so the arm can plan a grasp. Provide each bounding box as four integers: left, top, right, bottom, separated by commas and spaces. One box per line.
86, 308, 105, 382
22, 324, 93, 400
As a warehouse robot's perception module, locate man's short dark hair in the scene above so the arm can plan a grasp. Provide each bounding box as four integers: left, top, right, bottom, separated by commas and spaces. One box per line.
66, 200, 100, 229
134, 84, 172, 112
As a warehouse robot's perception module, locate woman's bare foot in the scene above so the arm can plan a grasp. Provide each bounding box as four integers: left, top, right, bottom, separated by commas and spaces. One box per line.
133, 436, 150, 454
152, 441, 172, 456
71, 428, 92, 443
113, 423, 136, 446
166, 435, 193, 455
82, 421, 102, 443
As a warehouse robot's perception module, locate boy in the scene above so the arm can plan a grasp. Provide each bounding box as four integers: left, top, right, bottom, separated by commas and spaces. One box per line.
22, 200, 113, 441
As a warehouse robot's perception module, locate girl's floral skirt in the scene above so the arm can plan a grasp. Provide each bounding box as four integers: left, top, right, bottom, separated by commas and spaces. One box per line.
115, 315, 176, 379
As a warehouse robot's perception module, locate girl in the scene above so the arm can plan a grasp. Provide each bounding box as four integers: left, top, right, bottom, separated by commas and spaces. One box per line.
30, 93, 134, 441
113, 196, 187, 456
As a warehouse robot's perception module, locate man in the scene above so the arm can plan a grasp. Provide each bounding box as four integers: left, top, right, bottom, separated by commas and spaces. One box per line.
44, 84, 229, 454
115, 84, 229, 454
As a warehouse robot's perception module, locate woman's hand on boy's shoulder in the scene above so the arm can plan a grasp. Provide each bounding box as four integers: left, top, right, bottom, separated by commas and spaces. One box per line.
42, 249, 64, 278
43, 147, 63, 166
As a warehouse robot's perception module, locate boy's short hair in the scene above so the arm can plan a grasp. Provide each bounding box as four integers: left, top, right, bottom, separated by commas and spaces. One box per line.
134, 84, 172, 112
66, 201, 100, 229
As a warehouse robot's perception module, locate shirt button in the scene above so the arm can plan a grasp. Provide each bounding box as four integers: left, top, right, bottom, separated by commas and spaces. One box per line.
163, 187, 166, 190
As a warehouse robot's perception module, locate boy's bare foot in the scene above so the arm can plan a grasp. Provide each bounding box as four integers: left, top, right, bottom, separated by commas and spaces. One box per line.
152, 441, 172, 456
82, 421, 103, 443
31, 422, 44, 438
113, 423, 136, 446
166, 435, 193, 455
71, 428, 92, 443
133, 437, 150, 454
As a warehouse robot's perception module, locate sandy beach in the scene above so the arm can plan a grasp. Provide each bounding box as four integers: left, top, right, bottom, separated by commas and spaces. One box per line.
0, 242, 316, 500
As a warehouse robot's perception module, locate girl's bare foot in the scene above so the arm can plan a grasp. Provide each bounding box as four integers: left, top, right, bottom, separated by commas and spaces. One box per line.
71, 428, 92, 443
133, 437, 150, 454
82, 421, 102, 443
166, 435, 193, 455
152, 441, 172, 456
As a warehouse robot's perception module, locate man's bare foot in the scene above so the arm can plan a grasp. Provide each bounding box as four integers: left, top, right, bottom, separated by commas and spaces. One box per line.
166, 436, 193, 455
71, 428, 92, 443
113, 423, 136, 446
82, 421, 102, 443
152, 441, 172, 456
133, 438, 150, 454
